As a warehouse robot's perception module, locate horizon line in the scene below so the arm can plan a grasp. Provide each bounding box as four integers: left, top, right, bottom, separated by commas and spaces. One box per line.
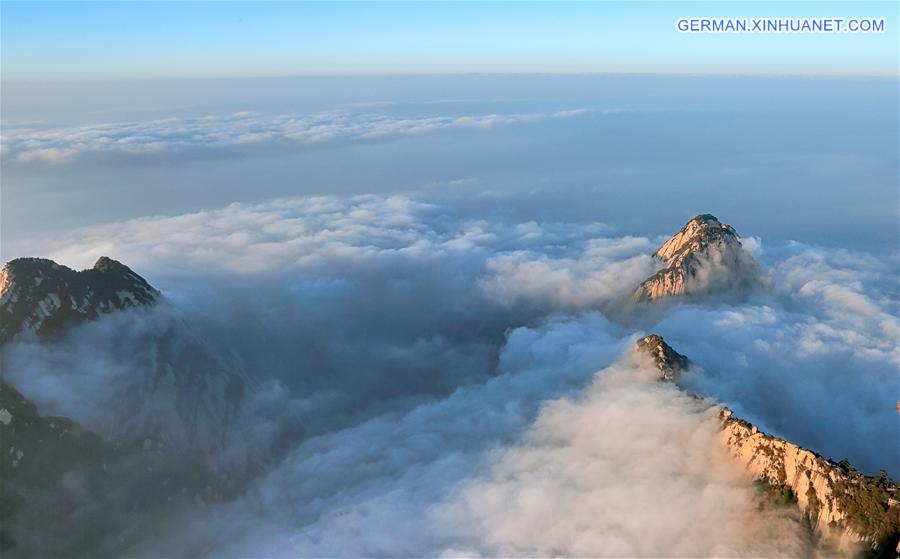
4, 69, 899, 86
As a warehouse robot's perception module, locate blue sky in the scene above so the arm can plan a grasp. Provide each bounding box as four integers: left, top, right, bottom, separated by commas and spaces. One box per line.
2, 1, 898, 80
2, 2, 898, 257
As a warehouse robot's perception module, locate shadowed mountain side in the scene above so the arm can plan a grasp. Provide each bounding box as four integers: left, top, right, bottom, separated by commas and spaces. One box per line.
0, 256, 244, 556
0, 378, 233, 558
0, 256, 247, 454
0, 257, 250, 557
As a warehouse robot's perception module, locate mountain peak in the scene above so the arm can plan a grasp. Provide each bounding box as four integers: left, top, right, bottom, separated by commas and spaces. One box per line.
93, 255, 124, 271
0, 256, 160, 344
634, 334, 689, 381
632, 214, 761, 302
653, 214, 739, 267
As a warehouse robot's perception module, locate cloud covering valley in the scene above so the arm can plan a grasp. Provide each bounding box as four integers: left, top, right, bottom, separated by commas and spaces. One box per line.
2, 191, 897, 556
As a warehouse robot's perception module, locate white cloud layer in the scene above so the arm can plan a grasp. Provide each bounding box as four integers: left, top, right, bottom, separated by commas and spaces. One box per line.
6, 194, 645, 469
1, 108, 597, 163
2, 192, 896, 556
10, 193, 897, 475
437, 356, 811, 558
146, 322, 811, 558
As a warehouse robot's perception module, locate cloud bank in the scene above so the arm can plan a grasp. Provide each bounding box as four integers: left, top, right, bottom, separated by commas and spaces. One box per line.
4, 195, 649, 471
1, 108, 599, 164
146, 321, 812, 558
7, 193, 897, 474
437, 354, 812, 558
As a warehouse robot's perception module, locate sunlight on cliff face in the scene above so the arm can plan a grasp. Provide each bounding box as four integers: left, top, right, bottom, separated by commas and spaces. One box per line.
436, 355, 812, 558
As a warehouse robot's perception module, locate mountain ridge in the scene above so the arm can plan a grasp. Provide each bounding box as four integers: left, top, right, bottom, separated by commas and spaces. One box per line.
0, 256, 159, 344
635, 335, 900, 556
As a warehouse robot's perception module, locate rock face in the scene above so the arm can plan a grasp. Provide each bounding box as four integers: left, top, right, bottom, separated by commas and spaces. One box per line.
634, 334, 690, 381
0, 256, 159, 343
631, 214, 762, 302
634, 334, 900, 555
719, 408, 899, 555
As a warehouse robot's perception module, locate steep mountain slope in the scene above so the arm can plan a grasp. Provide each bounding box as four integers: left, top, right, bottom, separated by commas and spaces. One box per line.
0, 256, 237, 557
719, 408, 900, 555
631, 214, 762, 302
635, 336, 900, 556
0, 256, 247, 453
0, 256, 159, 343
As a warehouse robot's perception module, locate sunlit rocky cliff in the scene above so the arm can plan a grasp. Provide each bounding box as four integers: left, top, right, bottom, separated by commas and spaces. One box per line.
631, 214, 763, 302
636, 335, 900, 556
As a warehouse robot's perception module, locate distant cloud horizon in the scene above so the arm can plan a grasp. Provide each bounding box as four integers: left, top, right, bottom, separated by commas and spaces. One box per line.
1, 108, 603, 164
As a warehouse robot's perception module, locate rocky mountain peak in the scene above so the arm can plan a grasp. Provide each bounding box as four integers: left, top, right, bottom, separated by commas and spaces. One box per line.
93, 255, 123, 271
0, 256, 160, 344
653, 214, 738, 266
634, 334, 690, 381
632, 214, 762, 302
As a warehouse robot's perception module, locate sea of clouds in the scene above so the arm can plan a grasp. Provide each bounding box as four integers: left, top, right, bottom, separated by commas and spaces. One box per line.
2, 191, 897, 556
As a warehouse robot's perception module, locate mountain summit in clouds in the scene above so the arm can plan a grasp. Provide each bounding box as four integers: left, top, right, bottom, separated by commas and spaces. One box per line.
0, 257, 238, 556
634, 334, 689, 381
1, 256, 249, 454
632, 214, 762, 302
0, 256, 159, 344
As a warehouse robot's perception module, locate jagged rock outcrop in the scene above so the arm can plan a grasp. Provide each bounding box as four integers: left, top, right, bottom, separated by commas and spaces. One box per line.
719, 408, 899, 555
631, 214, 762, 302
0, 256, 159, 343
633, 335, 900, 555
634, 334, 690, 381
